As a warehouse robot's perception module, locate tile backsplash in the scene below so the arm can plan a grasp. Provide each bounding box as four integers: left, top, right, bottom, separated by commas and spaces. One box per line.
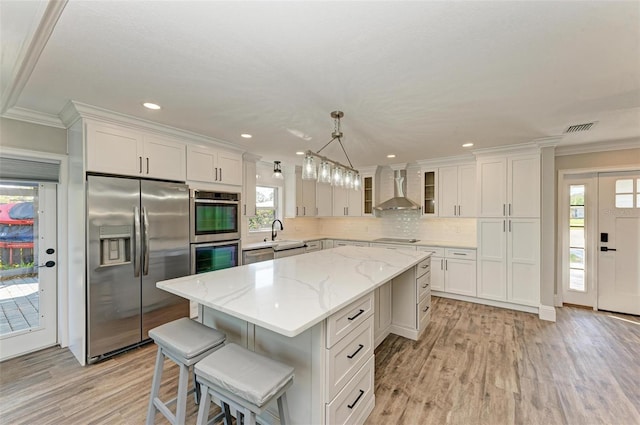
255, 214, 477, 246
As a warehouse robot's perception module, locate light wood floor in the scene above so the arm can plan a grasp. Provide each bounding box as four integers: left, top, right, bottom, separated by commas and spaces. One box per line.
1, 297, 638, 425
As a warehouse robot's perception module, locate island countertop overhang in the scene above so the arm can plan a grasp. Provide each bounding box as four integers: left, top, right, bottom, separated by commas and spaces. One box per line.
157, 246, 430, 337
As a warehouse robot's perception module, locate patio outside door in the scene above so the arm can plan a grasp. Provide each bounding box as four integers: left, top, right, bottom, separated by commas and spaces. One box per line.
0, 182, 57, 361
597, 171, 640, 315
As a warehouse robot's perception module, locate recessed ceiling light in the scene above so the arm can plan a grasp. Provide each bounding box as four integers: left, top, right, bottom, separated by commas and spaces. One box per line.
462, 143, 474, 148
296, 151, 305, 155
241, 133, 252, 139
143, 102, 161, 110
387, 154, 396, 158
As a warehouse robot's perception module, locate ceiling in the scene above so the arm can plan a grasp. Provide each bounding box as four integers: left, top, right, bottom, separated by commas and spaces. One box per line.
2, 1, 639, 168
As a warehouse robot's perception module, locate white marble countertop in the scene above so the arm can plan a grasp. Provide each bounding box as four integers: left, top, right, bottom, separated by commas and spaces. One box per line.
157, 246, 430, 337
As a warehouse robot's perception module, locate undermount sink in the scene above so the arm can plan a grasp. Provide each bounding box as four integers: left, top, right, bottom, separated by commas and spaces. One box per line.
272, 240, 306, 251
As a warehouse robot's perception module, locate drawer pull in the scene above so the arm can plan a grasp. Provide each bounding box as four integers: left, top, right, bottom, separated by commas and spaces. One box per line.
347, 389, 365, 409
421, 264, 429, 269
422, 306, 430, 313
453, 252, 467, 256
347, 344, 364, 359
347, 309, 365, 321
422, 283, 429, 289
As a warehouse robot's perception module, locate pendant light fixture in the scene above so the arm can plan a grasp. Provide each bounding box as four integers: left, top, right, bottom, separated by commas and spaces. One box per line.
301, 111, 360, 190
272, 160, 284, 179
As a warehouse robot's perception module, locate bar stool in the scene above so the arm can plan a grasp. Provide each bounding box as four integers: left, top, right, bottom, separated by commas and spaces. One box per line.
195, 343, 295, 425
146, 317, 227, 425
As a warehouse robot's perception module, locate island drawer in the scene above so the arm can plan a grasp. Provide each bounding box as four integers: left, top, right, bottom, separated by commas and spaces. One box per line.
418, 293, 431, 331
416, 257, 431, 278
417, 271, 430, 301
327, 292, 374, 348
326, 355, 375, 425
326, 316, 374, 400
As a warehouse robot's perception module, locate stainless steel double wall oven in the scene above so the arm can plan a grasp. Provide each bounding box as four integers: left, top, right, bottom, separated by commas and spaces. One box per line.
189, 189, 241, 274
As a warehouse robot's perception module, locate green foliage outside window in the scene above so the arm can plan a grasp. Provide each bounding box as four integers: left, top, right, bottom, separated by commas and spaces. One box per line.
249, 186, 278, 231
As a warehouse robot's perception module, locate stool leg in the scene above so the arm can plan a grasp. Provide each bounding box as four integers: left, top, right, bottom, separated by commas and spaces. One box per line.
245, 407, 256, 425
195, 383, 212, 425
175, 362, 190, 425
193, 368, 200, 404
223, 402, 232, 425
277, 393, 290, 425
146, 347, 165, 425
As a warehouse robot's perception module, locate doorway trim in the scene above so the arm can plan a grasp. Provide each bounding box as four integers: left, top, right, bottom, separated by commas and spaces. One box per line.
556, 165, 640, 309
0, 147, 68, 348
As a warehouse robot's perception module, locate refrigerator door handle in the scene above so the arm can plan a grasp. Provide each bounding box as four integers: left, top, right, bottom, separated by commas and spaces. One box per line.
142, 206, 150, 276
133, 206, 141, 277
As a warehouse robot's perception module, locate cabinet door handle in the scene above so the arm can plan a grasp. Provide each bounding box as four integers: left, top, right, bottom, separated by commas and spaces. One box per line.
458, 205, 461, 216
214, 167, 218, 181
296, 206, 299, 216
347, 389, 365, 409
347, 344, 364, 359
503, 204, 506, 216
503, 220, 506, 232
348, 309, 365, 321
421, 264, 429, 269
440, 259, 443, 270
453, 205, 456, 216
220, 168, 223, 181
445, 259, 448, 271
422, 282, 429, 289
139, 156, 143, 173
146, 157, 149, 174
508, 203, 512, 216
243, 204, 246, 215
303, 206, 306, 215
423, 305, 430, 313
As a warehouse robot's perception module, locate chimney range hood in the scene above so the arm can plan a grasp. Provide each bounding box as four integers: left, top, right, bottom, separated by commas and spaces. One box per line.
374, 169, 421, 212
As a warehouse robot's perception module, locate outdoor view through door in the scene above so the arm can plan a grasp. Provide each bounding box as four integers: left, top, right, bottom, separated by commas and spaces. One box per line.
0, 182, 57, 360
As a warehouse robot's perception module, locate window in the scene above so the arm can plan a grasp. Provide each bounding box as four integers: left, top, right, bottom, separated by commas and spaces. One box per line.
569, 184, 586, 291
614, 178, 640, 208
248, 186, 278, 232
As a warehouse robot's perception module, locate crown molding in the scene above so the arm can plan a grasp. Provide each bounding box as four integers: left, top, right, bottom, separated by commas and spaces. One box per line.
61, 101, 245, 153
555, 138, 640, 156
415, 153, 476, 168
1, 106, 65, 128
0, 0, 68, 114
472, 141, 541, 158
242, 152, 262, 162
533, 136, 562, 148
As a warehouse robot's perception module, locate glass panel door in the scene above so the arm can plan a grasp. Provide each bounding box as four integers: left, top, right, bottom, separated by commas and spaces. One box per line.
0, 182, 57, 360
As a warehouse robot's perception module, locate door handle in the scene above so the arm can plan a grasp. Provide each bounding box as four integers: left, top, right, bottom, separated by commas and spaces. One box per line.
133, 206, 141, 277
346, 344, 364, 359
39, 261, 56, 268
142, 207, 150, 276
600, 247, 617, 252
146, 157, 149, 174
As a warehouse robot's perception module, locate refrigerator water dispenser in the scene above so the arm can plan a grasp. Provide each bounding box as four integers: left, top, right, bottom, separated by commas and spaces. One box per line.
99, 225, 131, 266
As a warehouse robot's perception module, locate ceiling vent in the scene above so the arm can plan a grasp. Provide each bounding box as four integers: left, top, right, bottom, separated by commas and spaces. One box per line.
564, 122, 596, 133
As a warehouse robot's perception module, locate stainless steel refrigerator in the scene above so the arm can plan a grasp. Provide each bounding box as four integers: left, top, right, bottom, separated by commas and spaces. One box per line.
86, 175, 189, 362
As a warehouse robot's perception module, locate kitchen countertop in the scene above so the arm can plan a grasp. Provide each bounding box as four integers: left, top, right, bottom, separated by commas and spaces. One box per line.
157, 246, 430, 337
243, 235, 476, 250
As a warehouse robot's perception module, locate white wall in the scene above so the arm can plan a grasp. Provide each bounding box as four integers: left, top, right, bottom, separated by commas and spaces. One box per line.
0, 117, 67, 154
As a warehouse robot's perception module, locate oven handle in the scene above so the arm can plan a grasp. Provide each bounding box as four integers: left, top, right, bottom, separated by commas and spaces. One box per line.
192, 199, 239, 205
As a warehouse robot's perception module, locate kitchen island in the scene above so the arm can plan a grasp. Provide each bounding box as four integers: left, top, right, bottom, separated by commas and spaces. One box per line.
157, 246, 431, 425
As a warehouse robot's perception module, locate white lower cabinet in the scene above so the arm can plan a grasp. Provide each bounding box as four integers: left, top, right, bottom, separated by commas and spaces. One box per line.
477, 218, 540, 306
373, 282, 392, 347
334, 240, 370, 247
391, 257, 431, 340
326, 294, 375, 425
418, 247, 476, 296
305, 240, 322, 252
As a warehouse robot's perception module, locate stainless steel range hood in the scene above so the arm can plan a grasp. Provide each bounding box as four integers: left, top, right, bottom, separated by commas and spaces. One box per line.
374, 169, 421, 212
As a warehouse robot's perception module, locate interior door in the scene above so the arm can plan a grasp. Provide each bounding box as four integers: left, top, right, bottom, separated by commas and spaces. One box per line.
597, 171, 640, 315
0, 183, 57, 361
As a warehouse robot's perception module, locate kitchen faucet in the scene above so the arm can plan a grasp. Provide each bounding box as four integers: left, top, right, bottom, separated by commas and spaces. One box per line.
271, 219, 283, 241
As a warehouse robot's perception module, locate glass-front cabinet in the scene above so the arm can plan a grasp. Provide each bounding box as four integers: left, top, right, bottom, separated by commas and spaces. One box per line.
422, 170, 437, 216
360, 166, 380, 216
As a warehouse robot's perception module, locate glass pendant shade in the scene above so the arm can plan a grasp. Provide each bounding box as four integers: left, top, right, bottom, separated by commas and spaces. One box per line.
344, 170, 354, 189
319, 161, 332, 184
272, 160, 284, 179
353, 174, 362, 190
332, 167, 344, 187
302, 154, 317, 180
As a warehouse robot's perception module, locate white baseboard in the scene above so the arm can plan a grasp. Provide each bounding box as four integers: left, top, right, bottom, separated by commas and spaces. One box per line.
432, 291, 539, 315
538, 304, 557, 322
388, 324, 419, 341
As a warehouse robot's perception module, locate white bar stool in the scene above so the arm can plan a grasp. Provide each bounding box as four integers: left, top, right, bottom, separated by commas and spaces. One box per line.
195, 343, 295, 425
146, 317, 227, 425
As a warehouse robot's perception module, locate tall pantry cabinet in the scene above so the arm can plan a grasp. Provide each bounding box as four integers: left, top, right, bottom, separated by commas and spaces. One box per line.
476, 151, 541, 307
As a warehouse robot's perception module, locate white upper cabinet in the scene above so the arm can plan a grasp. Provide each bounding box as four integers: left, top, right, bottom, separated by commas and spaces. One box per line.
438, 164, 476, 218
477, 154, 540, 218
242, 155, 259, 217
86, 122, 186, 181
332, 186, 362, 217
187, 145, 242, 185
316, 183, 333, 217
294, 168, 317, 217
